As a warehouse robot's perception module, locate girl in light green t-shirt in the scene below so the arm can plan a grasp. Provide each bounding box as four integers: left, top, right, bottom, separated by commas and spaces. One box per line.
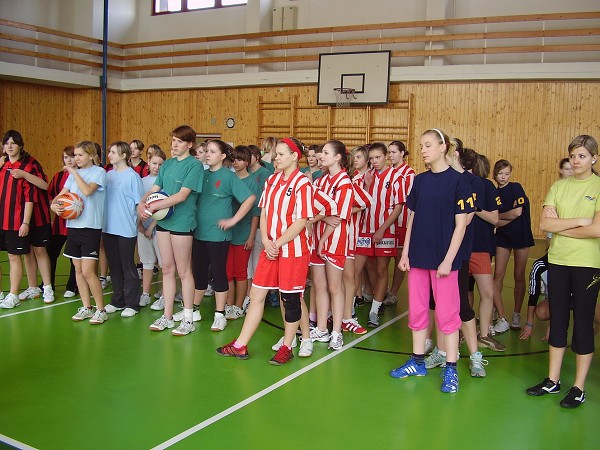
527, 135, 600, 409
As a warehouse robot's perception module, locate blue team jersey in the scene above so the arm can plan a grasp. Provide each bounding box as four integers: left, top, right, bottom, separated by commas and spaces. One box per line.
458, 171, 485, 262
496, 181, 534, 249
472, 177, 500, 255
406, 167, 475, 271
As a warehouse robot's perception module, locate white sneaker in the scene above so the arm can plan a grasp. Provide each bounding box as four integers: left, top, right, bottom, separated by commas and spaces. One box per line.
383, 291, 397, 305
489, 324, 496, 337
309, 328, 331, 342
173, 308, 202, 322
18, 286, 41, 300
121, 308, 138, 317
149, 315, 175, 331
99, 277, 108, 289
298, 339, 313, 357
211, 312, 227, 331
0, 292, 4, 300
510, 312, 521, 330
424, 338, 433, 354
43, 286, 55, 304
105, 304, 125, 314
225, 305, 244, 320
154, 289, 162, 299
71, 306, 94, 321
204, 284, 214, 296
493, 317, 510, 334
150, 296, 165, 311
139, 293, 152, 307
172, 318, 195, 336
328, 331, 343, 351
64, 290, 76, 298
272, 336, 298, 351
89, 309, 108, 325
175, 291, 183, 303
242, 296, 250, 313
0, 293, 20, 309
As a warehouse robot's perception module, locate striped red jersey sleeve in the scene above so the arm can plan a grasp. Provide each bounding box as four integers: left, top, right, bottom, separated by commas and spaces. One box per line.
49, 170, 70, 236
317, 171, 354, 255
360, 167, 405, 235
349, 180, 374, 251
260, 168, 313, 258
0, 159, 35, 230
22, 157, 51, 227
395, 163, 415, 228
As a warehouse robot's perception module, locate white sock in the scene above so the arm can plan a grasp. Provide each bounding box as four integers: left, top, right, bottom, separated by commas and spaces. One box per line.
370, 300, 383, 315
183, 308, 193, 322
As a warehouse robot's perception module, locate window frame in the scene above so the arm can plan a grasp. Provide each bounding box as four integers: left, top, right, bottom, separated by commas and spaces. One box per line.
152, 0, 248, 16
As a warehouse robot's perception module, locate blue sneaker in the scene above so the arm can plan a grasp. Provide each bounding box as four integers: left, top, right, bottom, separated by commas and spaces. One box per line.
267, 290, 280, 307
390, 357, 427, 378
441, 366, 459, 393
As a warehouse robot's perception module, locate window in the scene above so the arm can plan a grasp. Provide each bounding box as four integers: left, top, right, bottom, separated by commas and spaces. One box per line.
153, 0, 247, 14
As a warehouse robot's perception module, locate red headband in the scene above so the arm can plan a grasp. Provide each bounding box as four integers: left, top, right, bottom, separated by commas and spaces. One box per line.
281, 138, 302, 159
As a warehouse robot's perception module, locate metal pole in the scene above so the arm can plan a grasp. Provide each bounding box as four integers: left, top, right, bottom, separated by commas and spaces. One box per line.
101, 0, 109, 165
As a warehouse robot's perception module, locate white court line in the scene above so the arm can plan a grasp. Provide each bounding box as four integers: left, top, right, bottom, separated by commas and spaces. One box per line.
0, 280, 163, 320
152, 310, 409, 450
0, 433, 38, 450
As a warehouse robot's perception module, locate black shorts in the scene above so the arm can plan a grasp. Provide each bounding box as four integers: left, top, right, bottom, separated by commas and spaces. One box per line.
0, 229, 30, 255
30, 224, 51, 247
64, 228, 102, 260
156, 224, 194, 236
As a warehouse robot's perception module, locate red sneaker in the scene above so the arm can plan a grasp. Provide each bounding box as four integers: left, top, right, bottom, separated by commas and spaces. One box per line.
216, 340, 249, 360
341, 319, 367, 335
269, 345, 293, 365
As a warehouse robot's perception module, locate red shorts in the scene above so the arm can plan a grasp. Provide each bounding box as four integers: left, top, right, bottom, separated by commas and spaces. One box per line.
253, 251, 310, 293
396, 227, 407, 247
309, 249, 346, 270
226, 244, 252, 281
469, 252, 493, 275
355, 233, 396, 257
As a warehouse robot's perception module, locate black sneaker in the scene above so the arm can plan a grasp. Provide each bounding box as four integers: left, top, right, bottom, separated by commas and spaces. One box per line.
354, 296, 365, 307
560, 386, 585, 408
526, 377, 561, 396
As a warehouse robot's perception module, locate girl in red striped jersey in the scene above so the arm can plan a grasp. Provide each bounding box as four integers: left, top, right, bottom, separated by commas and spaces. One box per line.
217, 137, 314, 365
309, 140, 356, 350
350, 145, 373, 306
355, 142, 406, 328
0, 130, 54, 308
341, 164, 372, 336
387, 141, 415, 306
46, 146, 78, 297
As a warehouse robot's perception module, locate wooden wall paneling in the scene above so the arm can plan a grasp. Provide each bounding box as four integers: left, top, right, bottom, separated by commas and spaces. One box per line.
3, 80, 600, 237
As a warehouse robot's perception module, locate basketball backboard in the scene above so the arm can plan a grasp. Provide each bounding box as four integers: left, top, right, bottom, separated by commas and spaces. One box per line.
317, 51, 391, 105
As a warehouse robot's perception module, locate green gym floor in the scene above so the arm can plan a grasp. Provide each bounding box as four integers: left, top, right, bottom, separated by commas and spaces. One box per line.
1, 241, 599, 450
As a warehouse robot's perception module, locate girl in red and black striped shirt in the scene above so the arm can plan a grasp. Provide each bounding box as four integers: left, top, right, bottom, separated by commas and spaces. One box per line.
0, 130, 54, 307
130, 139, 150, 178
47, 146, 78, 296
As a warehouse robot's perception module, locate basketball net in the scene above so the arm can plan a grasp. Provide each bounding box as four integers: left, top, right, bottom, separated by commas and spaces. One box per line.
333, 88, 356, 107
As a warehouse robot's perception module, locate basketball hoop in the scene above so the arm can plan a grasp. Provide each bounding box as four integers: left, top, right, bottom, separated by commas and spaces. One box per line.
333, 87, 356, 107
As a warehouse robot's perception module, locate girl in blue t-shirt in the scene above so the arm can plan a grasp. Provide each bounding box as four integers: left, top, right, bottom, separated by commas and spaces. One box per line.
102, 142, 144, 318
391, 128, 473, 393
51, 141, 107, 324
492, 159, 535, 334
